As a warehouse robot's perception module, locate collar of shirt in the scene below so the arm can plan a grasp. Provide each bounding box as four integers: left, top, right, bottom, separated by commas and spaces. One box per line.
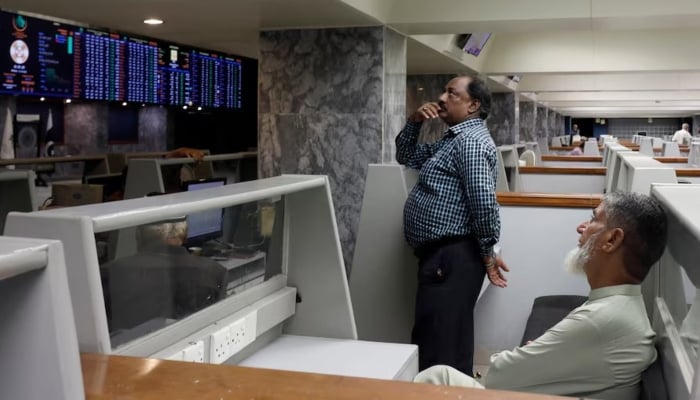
445, 118, 485, 138
588, 284, 642, 301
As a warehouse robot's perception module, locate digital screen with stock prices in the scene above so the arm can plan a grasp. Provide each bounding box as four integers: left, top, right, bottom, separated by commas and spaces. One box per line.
0, 10, 246, 108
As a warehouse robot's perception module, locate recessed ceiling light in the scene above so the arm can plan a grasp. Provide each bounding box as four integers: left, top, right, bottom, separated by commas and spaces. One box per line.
143, 18, 164, 25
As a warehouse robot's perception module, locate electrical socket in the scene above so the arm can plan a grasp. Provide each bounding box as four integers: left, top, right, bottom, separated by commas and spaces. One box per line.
209, 325, 232, 364
182, 340, 205, 363
229, 310, 257, 355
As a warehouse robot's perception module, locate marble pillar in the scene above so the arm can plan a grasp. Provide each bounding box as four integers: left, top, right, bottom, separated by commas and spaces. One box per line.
383, 29, 407, 163
488, 92, 517, 145
519, 101, 536, 143
259, 27, 405, 270
548, 110, 560, 138
692, 115, 700, 136
536, 106, 548, 139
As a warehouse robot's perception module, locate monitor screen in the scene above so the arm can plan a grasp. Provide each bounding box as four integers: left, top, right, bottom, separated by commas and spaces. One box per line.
461, 33, 492, 56
0, 12, 75, 98
0, 10, 252, 109
637, 131, 648, 136
183, 178, 226, 243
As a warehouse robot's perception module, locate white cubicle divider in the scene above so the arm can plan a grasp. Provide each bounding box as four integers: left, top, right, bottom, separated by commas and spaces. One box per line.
519, 168, 605, 194
614, 152, 677, 194
639, 137, 655, 156
663, 141, 682, 157
124, 153, 254, 199
583, 138, 600, 156
498, 145, 521, 192
0, 236, 83, 400
651, 184, 700, 400
5, 175, 418, 381
350, 164, 418, 343
350, 163, 500, 344
0, 169, 36, 234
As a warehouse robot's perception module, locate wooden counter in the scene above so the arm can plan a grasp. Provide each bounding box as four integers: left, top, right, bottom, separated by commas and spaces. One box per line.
519, 166, 607, 175
81, 353, 569, 400
541, 155, 602, 162
498, 192, 602, 208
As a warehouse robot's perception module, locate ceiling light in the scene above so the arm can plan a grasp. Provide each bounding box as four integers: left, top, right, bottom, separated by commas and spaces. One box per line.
65, 99, 72, 104
40, 97, 45, 102
122, 102, 128, 106
143, 18, 164, 25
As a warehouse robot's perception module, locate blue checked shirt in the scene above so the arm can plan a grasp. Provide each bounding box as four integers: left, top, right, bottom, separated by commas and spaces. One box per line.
396, 118, 500, 257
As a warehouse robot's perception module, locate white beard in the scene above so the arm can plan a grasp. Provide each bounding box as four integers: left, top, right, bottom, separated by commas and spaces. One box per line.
563, 232, 599, 276
563, 247, 587, 275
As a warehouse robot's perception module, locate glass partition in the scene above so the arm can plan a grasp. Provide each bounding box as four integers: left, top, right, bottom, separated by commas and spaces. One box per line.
95, 196, 284, 348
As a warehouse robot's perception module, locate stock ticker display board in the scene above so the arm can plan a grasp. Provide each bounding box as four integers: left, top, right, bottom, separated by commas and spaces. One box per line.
0, 10, 245, 109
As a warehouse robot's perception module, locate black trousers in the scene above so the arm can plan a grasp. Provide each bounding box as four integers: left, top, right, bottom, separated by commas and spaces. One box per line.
411, 236, 485, 377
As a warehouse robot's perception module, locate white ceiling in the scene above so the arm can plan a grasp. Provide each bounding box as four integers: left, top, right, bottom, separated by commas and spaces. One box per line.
2, 0, 700, 118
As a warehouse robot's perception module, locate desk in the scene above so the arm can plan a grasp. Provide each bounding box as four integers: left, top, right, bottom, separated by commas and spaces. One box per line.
81, 353, 569, 400
0, 154, 110, 178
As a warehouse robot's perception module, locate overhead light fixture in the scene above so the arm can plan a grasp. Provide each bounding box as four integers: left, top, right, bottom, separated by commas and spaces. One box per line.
143, 18, 164, 25
197, 106, 202, 111
122, 102, 128, 106
39, 97, 45, 102
65, 99, 72, 104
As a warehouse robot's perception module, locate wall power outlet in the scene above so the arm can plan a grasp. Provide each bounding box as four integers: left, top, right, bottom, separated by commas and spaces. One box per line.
229, 310, 257, 355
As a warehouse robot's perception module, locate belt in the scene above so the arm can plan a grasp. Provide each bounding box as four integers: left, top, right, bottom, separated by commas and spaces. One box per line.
414, 235, 472, 259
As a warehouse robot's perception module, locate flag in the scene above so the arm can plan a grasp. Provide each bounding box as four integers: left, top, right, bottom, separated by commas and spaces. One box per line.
0, 108, 14, 169
45, 108, 54, 138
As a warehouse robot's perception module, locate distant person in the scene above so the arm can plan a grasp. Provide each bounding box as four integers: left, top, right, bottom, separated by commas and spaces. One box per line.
395, 74, 509, 377
415, 192, 667, 400
570, 124, 581, 143
568, 138, 586, 155
672, 123, 691, 145
101, 211, 227, 331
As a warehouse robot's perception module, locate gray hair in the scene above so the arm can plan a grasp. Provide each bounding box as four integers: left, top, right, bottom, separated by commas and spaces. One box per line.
136, 220, 188, 249
459, 74, 492, 120
602, 192, 668, 281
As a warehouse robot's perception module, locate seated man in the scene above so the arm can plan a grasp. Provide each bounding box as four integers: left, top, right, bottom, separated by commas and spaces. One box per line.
415, 192, 668, 400
102, 215, 228, 332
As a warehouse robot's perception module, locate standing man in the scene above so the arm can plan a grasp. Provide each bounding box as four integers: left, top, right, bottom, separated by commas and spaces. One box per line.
395, 74, 509, 377
570, 124, 581, 144
672, 123, 692, 145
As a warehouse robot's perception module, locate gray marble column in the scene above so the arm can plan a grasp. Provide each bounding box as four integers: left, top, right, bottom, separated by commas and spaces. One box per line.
692, 115, 700, 136
536, 106, 548, 139
488, 92, 517, 145
383, 29, 407, 163
259, 27, 405, 270
519, 100, 536, 143
548, 110, 560, 138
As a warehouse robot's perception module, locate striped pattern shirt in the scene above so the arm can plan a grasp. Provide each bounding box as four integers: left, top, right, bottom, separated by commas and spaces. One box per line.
396, 118, 500, 257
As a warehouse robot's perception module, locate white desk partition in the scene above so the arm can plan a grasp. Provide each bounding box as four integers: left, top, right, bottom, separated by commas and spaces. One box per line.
124, 152, 256, 199
615, 153, 677, 194
0, 236, 83, 400
583, 139, 600, 156
498, 145, 521, 191
350, 165, 490, 344
5, 176, 356, 353
663, 141, 682, 157
0, 169, 36, 234
640, 137, 655, 156
651, 184, 700, 400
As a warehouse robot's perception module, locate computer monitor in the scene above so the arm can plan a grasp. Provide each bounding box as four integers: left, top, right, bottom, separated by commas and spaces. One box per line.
182, 178, 226, 244
637, 131, 648, 136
